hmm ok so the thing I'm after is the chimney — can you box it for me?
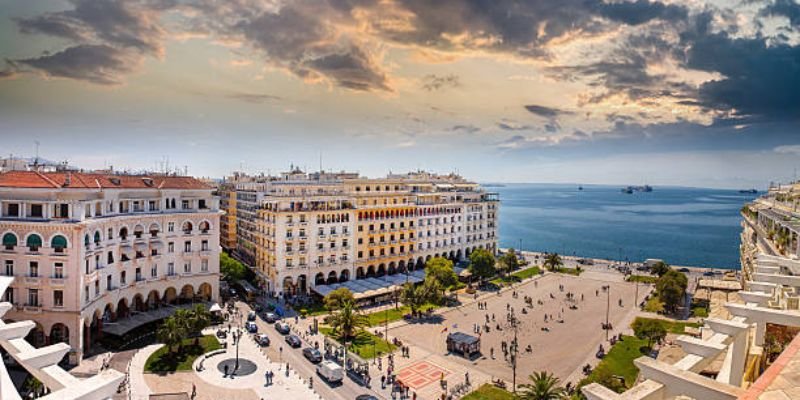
[64,172,71,187]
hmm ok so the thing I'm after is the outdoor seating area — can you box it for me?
[311,266,468,301]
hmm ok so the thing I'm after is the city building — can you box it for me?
[0,170,221,365]
[582,182,800,400]
[242,169,498,300]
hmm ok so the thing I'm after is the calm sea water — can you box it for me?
[492,184,759,270]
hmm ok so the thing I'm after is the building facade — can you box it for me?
[0,171,221,364]
[243,170,498,299]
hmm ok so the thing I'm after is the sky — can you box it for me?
[0,0,798,188]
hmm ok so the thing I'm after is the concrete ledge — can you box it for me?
[635,357,744,400]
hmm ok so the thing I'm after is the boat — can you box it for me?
[640,184,652,192]
[739,189,758,194]
[578,185,583,191]
[621,185,652,194]
[621,187,633,194]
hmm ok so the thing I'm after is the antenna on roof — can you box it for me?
[34,140,40,165]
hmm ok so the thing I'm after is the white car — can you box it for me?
[316,360,344,384]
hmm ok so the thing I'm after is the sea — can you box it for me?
[491,184,760,270]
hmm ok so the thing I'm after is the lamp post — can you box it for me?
[605,286,611,341]
[234,329,241,371]
[509,309,519,394]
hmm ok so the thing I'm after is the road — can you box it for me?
[236,300,386,400]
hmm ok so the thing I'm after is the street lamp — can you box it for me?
[234,329,241,371]
[605,287,611,341]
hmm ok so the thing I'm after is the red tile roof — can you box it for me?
[0,171,211,190]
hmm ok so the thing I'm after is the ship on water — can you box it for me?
[739,188,758,194]
[621,184,653,194]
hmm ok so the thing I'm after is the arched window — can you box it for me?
[182,221,193,234]
[51,235,68,252]
[26,234,42,251]
[84,234,90,248]
[149,223,160,238]
[199,221,210,234]
[93,231,101,244]
[2,233,17,250]
[119,227,128,240]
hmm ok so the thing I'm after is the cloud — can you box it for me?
[226,92,282,104]
[449,124,481,134]
[497,121,534,131]
[594,0,688,25]
[421,74,460,91]
[16,45,138,85]
[523,104,572,118]
[760,0,800,28]
[774,144,800,155]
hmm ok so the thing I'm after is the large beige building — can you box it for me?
[0,171,221,364]
[236,169,498,300]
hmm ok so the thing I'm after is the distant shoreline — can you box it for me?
[501,248,740,272]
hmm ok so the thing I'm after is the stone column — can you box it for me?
[754,321,766,346]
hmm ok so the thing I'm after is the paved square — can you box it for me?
[397,361,450,389]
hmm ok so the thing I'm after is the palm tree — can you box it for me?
[157,316,186,354]
[328,300,369,343]
[516,371,565,400]
[543,253,563,272]
[188,304,211,345]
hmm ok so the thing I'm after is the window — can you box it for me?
[120,271,126,285]
[4,260,12,276]
[148,200,157,211]
[4,287,13,303]
[7,203,19,217]
[198,199,207,209]
[107,228,113,240]
[201,240,208,251]
[53,290,63,307]
[201,259,209,272]
[26,234,42,252]
[53,263,63,279]
[94,280,99,295]
[55,203,69,218]
[107,251,114,264]
[168,242,174,253]
[182,200,190,209]
[85,259,90,274]
[151,264,157,277]
[28,289,39,307]
[85,285,89,301]
[29,261,38,277]
[167,262,175,276]
[30,204,43,218]
[358,251,363,259]
[168,222,175,232]
[184,241,191,252]
[343,239,348,247]
[2,233,17,250]
[330,227,336,234]
[106,275,112,290]
[286,259,293,268]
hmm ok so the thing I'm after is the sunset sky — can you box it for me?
[1,0,798,188]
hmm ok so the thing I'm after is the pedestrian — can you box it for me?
[381,375,386,389]
[191,383,196,399]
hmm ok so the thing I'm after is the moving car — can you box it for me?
[245,321,258,333]
[255,334,270,347]
[302,347,322,363]
[248,311,257,322]
[316,360,344,384]
[274,322,290,334]
[678,267,690,273]
[285,334,302,348]
[264,312,278,323]
[216,329,228,339]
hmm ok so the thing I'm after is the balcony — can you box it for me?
[84,271,98,283]
[49,277,66,287]
[23,304,42,314]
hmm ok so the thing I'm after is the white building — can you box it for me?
[0,171,221,364]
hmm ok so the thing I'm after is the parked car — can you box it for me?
[285,334,301,348]
[245,321,258,333]
[302,347,323,363]
[255,334,270,346]
[274,322,290,335]
[355,396,379,400]
[216,329,228,339]
[248,311,257,322]
[703,271,715,276]
[316,360,344,384]
[264,312,278,323]
[678,267,690,273]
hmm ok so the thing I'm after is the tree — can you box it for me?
[220,252,247,281]
[631,318,667,349]
[401,280,440,317]
[543,253,562,272]
[517,371,565,400]
[468,248,496,283]
[328,300,369,342]
[324,287,355,311]
[656,270,688,313]
[650,261,670,277]
[425,257,458,298]
[157,316,186,354]
[499,248,519,276]
[591,363,626,393]
[187,304,211,345]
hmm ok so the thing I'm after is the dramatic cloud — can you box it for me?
[16,44,138,85]
[421,74,460,91]
[449,124,480,134]
[760,0,800,28]
[594,0,688,25]
[774,144,800,155]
